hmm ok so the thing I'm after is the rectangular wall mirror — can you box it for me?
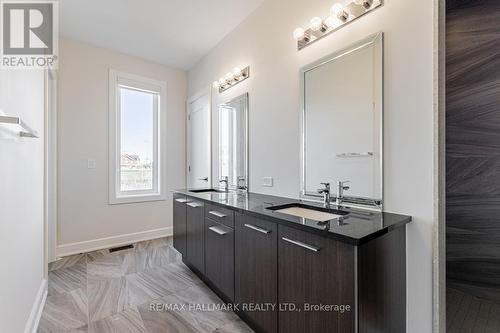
[218,93,249,191]
[301,32,383,209]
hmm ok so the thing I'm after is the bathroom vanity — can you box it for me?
[174,32,410,332]
[172,189,411,333]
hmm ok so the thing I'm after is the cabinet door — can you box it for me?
[278,225,355,333]
[173,194,187,257]
[205,218,234,301]
[186,200,205,274]
[235,214,278,333]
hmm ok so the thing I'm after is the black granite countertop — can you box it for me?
[173,189,412,246]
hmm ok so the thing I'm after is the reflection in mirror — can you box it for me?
[218,93,248,191]
[301,33,383,209]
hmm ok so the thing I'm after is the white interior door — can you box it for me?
[187,90,211,188]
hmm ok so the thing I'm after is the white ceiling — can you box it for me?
[59,0,265,70]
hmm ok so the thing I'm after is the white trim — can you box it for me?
[44,68,57,265]
[56,227,173,257]
[108,69,167,205]
[24,279,47,333]
[433,0,446,332]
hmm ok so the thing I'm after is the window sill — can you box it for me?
[109,193,166,205]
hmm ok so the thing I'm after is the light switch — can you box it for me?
[263,177,274,187]
[87,159,96,169]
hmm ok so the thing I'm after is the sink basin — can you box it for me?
[189,188,226,193]
[267,203,346,222]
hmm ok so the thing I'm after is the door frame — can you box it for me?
[44,68,57,273]
[433,0,446,332]
[186,86,212,188]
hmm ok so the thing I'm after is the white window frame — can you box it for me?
[108,69,167,204]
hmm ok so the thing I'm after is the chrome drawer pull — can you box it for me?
[209,226,228,236]
[244,223,271,234]
[186,202,203,208]
[209,211,227,218]
[175,198,188,203]
[282,237,320,252]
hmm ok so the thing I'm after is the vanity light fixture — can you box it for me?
[212,65,250,93]
[293,0,382,50]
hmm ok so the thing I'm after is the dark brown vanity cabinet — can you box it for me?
[235,214,278,333]
[172,194,187,257]
[278,225,355,333]
[173,194,408,333]
[185,200,205,275]
[205,218,235,301]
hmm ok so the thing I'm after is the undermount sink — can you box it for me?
[267,203,347,222]
[189,188,226,193]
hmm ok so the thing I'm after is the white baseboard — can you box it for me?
[25,279,47,333]
[56,227,173,258]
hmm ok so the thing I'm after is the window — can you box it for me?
[109,70,166,204]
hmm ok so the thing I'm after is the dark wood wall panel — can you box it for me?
[447,0,500,303]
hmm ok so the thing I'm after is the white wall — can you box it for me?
[0,70,46,332]
[188,0,435,331]
[57,38,187,254]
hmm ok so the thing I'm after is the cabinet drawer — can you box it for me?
[205,219,235,301]
[205,203,234,228]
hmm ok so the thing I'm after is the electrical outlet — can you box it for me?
[263,177,274,187]
[87,159,96,169]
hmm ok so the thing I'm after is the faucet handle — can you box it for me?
[318,182,330,194]
[219,176,228,183]
[237,176,247,190]
[338,180,350,190]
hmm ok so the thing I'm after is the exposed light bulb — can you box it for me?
[331,3,343,16]
[232,67,242,78]
[225,72,234,82]
[331,3,348,21]
[310,17,324,31]
[354,0,373,9]
[324,16,339,29]
[218,78,226,86]
[293,27,306,41]
[213,81,220,88]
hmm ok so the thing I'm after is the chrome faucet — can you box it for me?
[237,176,247,191]
[336,180,350,206]
[219,176,229,192]
[317,182,331,206]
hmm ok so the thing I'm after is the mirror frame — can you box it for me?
[217,92,249,192]
[299,32,384,210]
